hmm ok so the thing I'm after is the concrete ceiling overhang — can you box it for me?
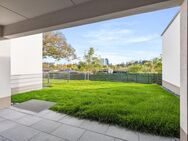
[0,0,183,39]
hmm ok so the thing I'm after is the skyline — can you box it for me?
[47,7,179,65]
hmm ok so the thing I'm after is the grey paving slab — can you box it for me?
[17,115,42,126]
[31,119,61,133]
[10,106,36,115]
[0,136,4,141]
[0,120,19,133]
[0,107,179,141]
[80,120,109,134]
[14,99,55,113]
[0,108,26,120]
[114,139,125,141]
[52,124,85,141]
[2,139,11,141]
[139,133,176,141]
[0,135,11,141]
[78,131,114,141]
[37,109,51,116]
[29,132,66,141]
[59,115,84,126]
[0,117,5,122]
[38,110,65,121]
[106,126,139,141]
[0,125,40,141]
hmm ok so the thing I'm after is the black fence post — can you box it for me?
[127,74,129,82]
[47,72,50,84]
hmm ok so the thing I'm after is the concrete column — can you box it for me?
[0,26,3,38]
[180,0,188,141]
[0,40,11,109]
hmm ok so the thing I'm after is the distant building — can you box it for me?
[100,58,109,66]
[98,69,113,74]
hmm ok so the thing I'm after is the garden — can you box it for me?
[11,80,180,137]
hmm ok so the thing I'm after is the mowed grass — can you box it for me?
[11,80,180,137]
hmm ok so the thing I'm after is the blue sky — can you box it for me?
[57,7,179,64]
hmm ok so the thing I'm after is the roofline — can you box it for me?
[2,0,183,39]
[161,11,180,36]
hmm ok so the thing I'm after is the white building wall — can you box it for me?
[0,40,11,107]
[10,34,43,94]
[162,13,180,95]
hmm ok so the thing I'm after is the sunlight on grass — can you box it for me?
[11,80,180,137]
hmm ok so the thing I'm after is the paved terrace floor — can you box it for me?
[0,107,179,141]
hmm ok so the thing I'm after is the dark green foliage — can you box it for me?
[43,73,162,84]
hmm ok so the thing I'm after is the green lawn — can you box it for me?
[11,80,180,137]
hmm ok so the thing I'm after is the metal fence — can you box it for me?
[43,72,162,85]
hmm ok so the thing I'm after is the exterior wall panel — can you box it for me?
[180,0,188,140]
[162,13,180,95]
[0,40,11,108]
[10,34,43,94]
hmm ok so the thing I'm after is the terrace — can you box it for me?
[0,0,187,141]
[0,107,177,141]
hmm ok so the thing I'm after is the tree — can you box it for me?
[124,56,162,73]
[127,64,142,73]
[153,57,162,73]
[91,57,102,73]
[43,31,76,61]
[43,62,56,71]
[79,47,101,73]
[143,61,153,72]
[84,47,94,66]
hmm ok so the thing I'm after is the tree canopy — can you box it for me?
[43,31,76,61]
[126,57,162,73]
[78,47,102,73]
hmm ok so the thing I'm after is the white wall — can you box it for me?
[180,0,188,137]
[11,34,42,75]
[10,34,43,94]
[0,40,11,98]
[162,13,180,90]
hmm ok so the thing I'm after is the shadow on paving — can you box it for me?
[13,99,55,113]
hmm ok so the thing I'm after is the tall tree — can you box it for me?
[43,31,76,61]
[79,47,101,73]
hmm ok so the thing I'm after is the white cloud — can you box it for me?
[62,19,161,64]
[84,29,131,39]
[98,20,139,29]
[122,34,159,44]
[83,27,159,47]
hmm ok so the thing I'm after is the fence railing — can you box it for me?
[43,72,162,85]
